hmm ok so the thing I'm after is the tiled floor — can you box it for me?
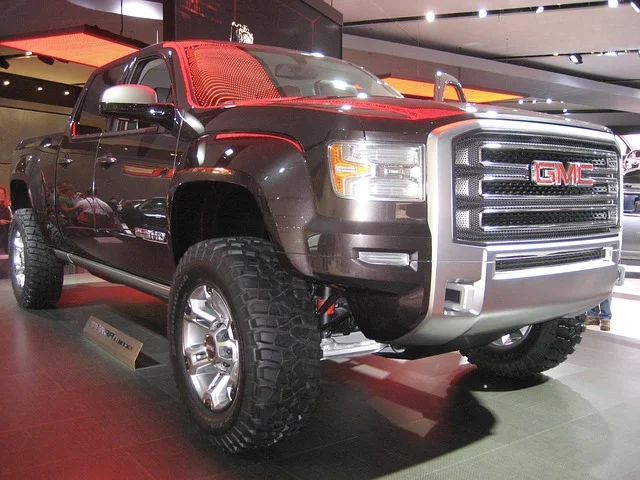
[0,272,638,480]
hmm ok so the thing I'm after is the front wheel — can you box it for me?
[168,238,321,453]
[461,316,585,378]
[8,209,64,309]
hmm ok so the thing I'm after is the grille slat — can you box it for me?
[495,248,606,271]
[453,133,620,244]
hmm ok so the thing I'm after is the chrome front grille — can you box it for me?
[453,133,620,244]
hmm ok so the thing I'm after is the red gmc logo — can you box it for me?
[531,160,594,186]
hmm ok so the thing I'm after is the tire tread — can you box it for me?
[9,209,64,309]
[169,237,320,453]
[461,316,585,378]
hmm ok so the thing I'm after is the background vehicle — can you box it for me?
[8,41,623,452]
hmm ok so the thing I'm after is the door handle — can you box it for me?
[58,155,73,167]
[97,155,117,168]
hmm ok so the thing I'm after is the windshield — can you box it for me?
[182,43,402,108]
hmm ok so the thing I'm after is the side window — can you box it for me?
[623,169,640,187]
[75,64,126,136]
[115,57,174,131]
[135,57,174,103]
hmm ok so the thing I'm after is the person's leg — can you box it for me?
[0,225,7,253]
[599,297,612,331]
[585,304,601,325]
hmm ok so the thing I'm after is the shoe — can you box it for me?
[600,320,611,332]
[584,316,600,326]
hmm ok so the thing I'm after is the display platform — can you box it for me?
[0,273,639,479]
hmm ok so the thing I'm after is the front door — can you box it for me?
[55,62,126,259]
[92,55,180,283]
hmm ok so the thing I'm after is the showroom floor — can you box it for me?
[0,269,639,480]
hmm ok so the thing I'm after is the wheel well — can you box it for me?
[10,180,31,210]
[171,182,270,264]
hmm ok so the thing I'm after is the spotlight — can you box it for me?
[536,6,544,13]
[479,9,488,18]
[38,55,55,65]
[632,1,640,13]
[608,0,618,7]
[425,11,436,22]
[0,57,8,69]
[569,54,583,64]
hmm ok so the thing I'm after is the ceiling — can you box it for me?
[327,0,640,85]
[324,0,640,128]
[0,0,639,129]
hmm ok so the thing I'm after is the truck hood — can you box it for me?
[227,96,611,134]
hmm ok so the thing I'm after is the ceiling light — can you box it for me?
[380,75,523,103]
[631,1,640,13]
[478,9,488,18]
[37,85,43,91]
[536,6,544,13]
[2,79,9,86]
[0,25,145,68]
[25,51,32,56]
[0,57,8,69]
[608,0,618,7]
[425,11,436,22]
[569,54,583,64]
[64,90,70,95]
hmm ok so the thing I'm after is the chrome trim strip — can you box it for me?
[479,142,618,157]
[55,250,171,299]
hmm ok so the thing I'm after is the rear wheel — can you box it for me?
[8,209,64,309]
[461,317,585,378]
[168,237,321,453]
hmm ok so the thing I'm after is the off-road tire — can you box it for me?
[168,237,321,453]
[8,208,64,309]
[461,316,585,378]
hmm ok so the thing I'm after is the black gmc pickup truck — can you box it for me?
[9,40,623,452]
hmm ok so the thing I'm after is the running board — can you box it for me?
[321,331,388,360]
[54,250,171,300]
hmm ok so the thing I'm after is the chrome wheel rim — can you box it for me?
[182,284,240,412]
[491,325,533,348]
[11,230,26,289]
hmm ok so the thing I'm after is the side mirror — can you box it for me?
[99,84,175,130]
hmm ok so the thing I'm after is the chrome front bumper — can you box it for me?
[395,118,622,346]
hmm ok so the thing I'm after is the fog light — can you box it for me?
[358,251,410,267]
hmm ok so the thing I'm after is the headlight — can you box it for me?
[328,141,425,201]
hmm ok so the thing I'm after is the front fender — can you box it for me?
[171,134,323,276]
